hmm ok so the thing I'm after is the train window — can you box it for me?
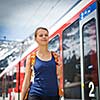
[82,18,99,99]
[48,35,60,54]
[62,19,81,99]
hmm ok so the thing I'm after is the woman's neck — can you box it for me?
[38,46,49,54]
[37,46,51,61]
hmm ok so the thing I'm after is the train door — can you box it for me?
[80,1,99,100]
[62,19,81,99]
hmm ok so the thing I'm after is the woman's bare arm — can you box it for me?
[20,55,32,100]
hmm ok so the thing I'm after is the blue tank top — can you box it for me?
[29,55,59,96]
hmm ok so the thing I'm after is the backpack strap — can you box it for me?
[30,52,36,67]
[30,52,36,78]
[51,51,59,65]
[31,51,59,65]
[51,51,60,77]
[24,52,36,100]
[51,51,63,96]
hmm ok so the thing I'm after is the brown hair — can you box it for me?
[34,27,49,38]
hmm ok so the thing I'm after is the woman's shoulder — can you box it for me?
[26,52,36,64]
[30,51,36,65]
[51,51,59,58]
[51,51,60,64]
[30,52,36,57]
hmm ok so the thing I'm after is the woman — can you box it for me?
[21,27,62,100]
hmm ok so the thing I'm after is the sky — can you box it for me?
[0,0,80,42]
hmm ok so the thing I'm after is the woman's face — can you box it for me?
[35,29,49,46]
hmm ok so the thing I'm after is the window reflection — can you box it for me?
[82,18,99,99]
[48,35,60,54]
[62,19,81,99]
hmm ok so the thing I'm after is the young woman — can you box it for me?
[21,27,62,100]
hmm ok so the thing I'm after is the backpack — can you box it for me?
[30,51,59,67]
[30,51,60,77]
[24,51,62,100]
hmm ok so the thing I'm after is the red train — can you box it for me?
[0,0,99,100]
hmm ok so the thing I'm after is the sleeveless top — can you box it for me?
[28,54,59,96]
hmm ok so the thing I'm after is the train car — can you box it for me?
[51,0,100,99]
[0,0,99,100]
